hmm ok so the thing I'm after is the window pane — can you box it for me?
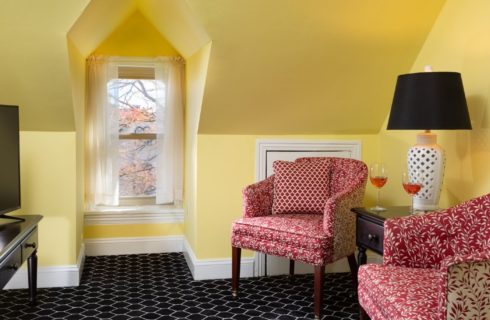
[108,79,164,134]
[119,139,158,197]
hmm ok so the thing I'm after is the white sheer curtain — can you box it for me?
[155,57,184,204]
[86,56,184,209]
[86,56,120,208]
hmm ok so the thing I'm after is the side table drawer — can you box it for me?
[357,218,384,254]
[22,228,38,260]
[0,246,22,288]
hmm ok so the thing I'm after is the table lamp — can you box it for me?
[387,67,472,210]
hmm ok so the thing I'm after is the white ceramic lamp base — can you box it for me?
[408,132,445,211]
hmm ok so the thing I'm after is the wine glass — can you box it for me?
[369,163,388,211]
[402,170,424,214]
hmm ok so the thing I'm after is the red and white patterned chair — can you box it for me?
[358,193,490,320]
[231,157,368,319]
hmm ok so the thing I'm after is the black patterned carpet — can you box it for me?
[0,253,359,319]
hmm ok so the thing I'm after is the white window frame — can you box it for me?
[114,69,159,206]
[85,56,184,224]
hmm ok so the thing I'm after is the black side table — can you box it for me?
[351,207,410,265]
[0,215,42,303]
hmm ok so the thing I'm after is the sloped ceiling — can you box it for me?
[189,0,446,134]
[0,0,208,131]
[0,0,444,134]
[67,0,137,57]
[0,0,90,131]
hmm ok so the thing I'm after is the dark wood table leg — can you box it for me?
[27,250,38,304]
[358,246,367,266]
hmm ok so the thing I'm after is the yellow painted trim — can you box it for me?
[84,223,184,239]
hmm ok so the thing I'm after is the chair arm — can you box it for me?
[324,182,366,261]
[385,193,490,270]
[438,250,490,320]
[383,211,452,269]
[440,250,490,270]
[242,176,274,218]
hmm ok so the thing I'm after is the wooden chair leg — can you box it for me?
[231,246,241,298]
[314,265,325,320]
[359,305,370,320]
[349,254,370,320]
[347,253,358,290]
[289,259,295,281]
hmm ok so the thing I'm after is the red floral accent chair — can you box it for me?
[358,193,490,320]
[231,157,368,319]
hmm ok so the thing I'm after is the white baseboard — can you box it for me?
[4,265,81,289]
[183,239,254,280]
[4,244,86,289]
[7,238,376,289]
[85,235,184,256]
[5,264,82,289]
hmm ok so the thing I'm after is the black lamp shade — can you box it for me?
[387,72,472,130]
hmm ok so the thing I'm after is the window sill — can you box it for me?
[84,204,184,225]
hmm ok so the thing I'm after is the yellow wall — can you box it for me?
[380,0,490,208]
[93,10,180,56]
[193,134,379,259]
[84,223,183,238]
[17,132,77,266]
[67,39,86,260]
[184,43,212,250]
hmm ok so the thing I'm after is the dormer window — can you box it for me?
[85,56,184,209]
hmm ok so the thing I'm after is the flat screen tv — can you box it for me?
[0,105,22,220]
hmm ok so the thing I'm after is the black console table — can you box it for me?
[0,215,42,303]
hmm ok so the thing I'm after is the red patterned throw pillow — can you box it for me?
[272,159,331,214]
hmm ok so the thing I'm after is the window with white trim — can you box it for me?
[85,56,184,210]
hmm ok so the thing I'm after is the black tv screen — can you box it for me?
[0,105,20,215]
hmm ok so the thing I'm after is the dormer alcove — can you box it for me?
[66,0,211,260]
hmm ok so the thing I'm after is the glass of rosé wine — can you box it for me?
[369,163,388,211]
[402,170,424,214]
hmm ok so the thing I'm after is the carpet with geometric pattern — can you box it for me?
[0,253,358,319]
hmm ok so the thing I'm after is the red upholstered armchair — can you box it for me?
[231,157,368,319]
[358,193,490,320]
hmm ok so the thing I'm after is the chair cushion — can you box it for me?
[231,214,333,265]
[358,264,441,320]
[272,159,331,215]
